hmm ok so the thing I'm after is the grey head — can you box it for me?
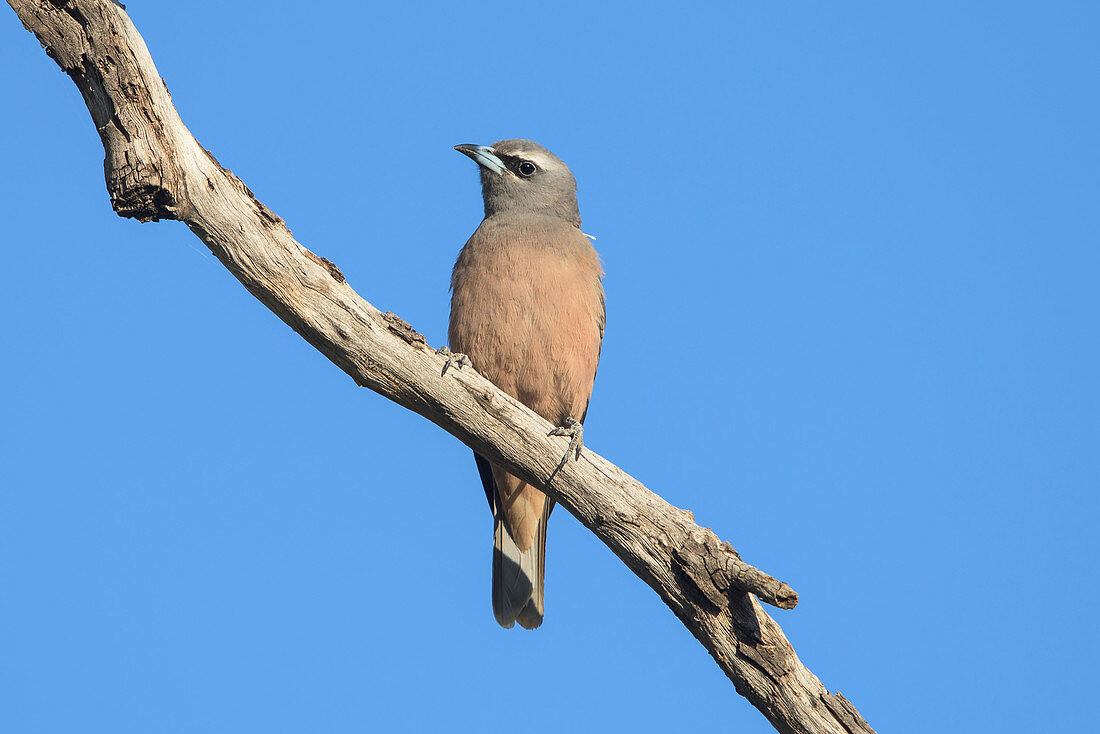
[454,139,581,227]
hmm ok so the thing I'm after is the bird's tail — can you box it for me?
[493,500,549,630]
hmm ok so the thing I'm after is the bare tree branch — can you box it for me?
[5,2,876,732]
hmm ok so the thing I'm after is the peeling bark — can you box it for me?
[5,2,876,732]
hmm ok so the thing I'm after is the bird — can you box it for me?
[447,139,605,629]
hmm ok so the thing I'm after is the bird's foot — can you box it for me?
[548,416,584,474]
[436,347,470,377]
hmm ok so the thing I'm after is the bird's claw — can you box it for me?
[548,417,584,474]
[436,347,470,377]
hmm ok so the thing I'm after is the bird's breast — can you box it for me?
[448,218,604,423]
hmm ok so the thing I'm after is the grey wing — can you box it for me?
[473,452,496,511]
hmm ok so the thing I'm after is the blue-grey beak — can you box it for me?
[454,144,506,175]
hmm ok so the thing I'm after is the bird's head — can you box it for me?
[454,139,581,227]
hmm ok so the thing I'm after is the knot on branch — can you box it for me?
[673,530,799,611]
[109,179,180,222]
[382,312,426,346]
[673,531,735,611]
[318,257,345,283]
[304,250,345,283]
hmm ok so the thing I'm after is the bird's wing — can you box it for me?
[473,452,496,512]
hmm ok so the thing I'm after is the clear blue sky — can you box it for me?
[2,2,1097,732]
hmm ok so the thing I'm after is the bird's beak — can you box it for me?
[454,144,506,175]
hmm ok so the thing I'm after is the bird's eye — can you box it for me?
[517,161,537,177]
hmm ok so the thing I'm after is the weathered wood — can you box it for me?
[5,2,876,732]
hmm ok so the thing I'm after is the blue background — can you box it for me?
[2,2,1097,732]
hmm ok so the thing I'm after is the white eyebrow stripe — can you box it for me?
[506,151,556,168]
